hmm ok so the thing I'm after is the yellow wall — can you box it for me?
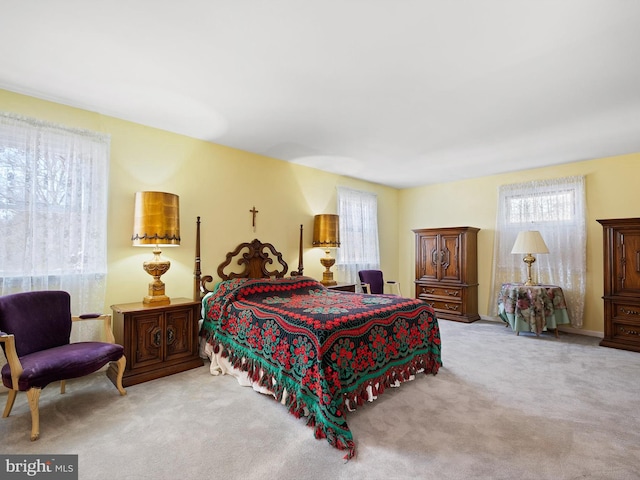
[3,88,639,335]
[0,89,399,311]
[399,155,640,334]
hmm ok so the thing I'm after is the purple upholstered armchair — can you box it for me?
[358,270,402,296]
[0,291,126,441]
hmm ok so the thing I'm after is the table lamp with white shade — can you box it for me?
[511,230,549,286]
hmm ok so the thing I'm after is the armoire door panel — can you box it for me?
[614,229,640,294]
[132,313,163,368]
[440,233,461,282]
[417,234,439,281]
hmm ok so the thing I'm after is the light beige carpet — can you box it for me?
[1,319,639,479]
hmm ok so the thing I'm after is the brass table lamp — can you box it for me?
[511,230,549,286]
[312,214,340,286]
[132,191,180,304]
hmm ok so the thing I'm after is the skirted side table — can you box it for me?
[497,283,571,336]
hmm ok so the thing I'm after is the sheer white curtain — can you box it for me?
[0,112,110,314]
[489,176,586,327]
[336,186,380,288]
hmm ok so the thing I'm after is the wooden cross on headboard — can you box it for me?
[250,206,259,232]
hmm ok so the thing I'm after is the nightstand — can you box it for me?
[107,298,204,387]
[326,282,356,292]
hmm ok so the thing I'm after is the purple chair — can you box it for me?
[358,270,402,296]
[0,291,126,441]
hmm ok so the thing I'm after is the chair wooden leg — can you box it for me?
[60,380,66,394]
[3,389,18,418]
[26,388,41,441]
[114,355,127,396]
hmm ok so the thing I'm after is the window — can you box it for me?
[489,176,586,327]
[0,113,110,314]
[507,190,577,224]
[335,186,380,288]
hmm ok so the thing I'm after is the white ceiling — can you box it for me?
[1,1,639,188]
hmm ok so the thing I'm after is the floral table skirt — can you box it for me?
[497,283,571,335]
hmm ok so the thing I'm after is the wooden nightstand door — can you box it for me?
[131,311,164,369]
[165,307,195,361]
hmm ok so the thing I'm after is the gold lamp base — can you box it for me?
[142,247,171,304]
[522,253,536,286]
[320,250,337,286]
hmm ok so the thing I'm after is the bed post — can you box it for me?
[194,216,201,301]
[291,224,304,277]
[298,223,304,276]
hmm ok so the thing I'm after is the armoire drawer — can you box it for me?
[421,299,463,316]
[612,302,640,322]
[611,321,640,342]
[416,284,462,300]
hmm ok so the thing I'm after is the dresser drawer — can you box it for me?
[416,284,462,299]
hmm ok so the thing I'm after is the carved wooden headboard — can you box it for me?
[217,238,289,280]
[194,217,304,299]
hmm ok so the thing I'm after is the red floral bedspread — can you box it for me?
[200,276,442,459]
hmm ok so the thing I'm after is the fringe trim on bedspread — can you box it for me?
[206,337,440,460]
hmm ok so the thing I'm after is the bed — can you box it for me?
[195,220,442,459]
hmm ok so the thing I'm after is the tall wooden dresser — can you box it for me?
[598,218,640,352]
[413,226,480,323]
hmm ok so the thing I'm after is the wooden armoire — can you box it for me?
[413,226,480,323]
[597,218,640,353]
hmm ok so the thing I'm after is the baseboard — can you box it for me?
[481,315,604,338]
[557,326,604,338]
